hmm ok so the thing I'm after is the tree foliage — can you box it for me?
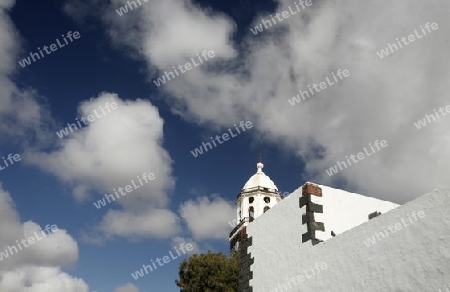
[175,251,239,292]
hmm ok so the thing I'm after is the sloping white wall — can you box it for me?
[311,183,399,241]
[247,187,450,292]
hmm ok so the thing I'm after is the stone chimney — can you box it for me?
[300,182,324,245]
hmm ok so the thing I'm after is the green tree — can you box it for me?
[175,251,239,292]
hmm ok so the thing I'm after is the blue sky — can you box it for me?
[1,0,449,291]
[1,1,303,291]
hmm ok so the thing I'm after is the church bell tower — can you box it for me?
[229,162,282,255]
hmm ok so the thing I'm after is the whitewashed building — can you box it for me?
[229,162,282,257]
[229,163,450,291]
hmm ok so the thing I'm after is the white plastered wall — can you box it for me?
[247,186,450,292]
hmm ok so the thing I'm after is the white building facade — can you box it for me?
[229,163,450,291]
[245,187,450,292]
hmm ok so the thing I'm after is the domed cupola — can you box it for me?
[236,162,282,224]
[242,162,278,192]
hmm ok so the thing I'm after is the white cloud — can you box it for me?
[0,185,88,292]
[170,236,199,254]
[179,195,235,240]
[25,93,181,241]
[17,221,79,268]
[84,0,450,203]
[0,266,89,292]
[96,209,180,240]
[107,0,236,66]
[114,283,140,292]
[27,93,173,207]
[0,0,15,10]
[0,186,79,270]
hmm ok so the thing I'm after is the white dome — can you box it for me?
[242,163,278,191]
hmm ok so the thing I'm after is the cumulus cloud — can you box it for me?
[0,186,79,270]
[170,236,199,254]
[114,283,140,292]
[72,0,450,203]
[113,0,235,65]
[0,185,88,292]
[0,266,89,292]
[96,209,180,240]
[179,195,235,240]
[16,221,79,268]
[25,93,180,241]
[26,93,173,206]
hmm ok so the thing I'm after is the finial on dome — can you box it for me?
[257,154,264,173]
[257,162,264,173]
